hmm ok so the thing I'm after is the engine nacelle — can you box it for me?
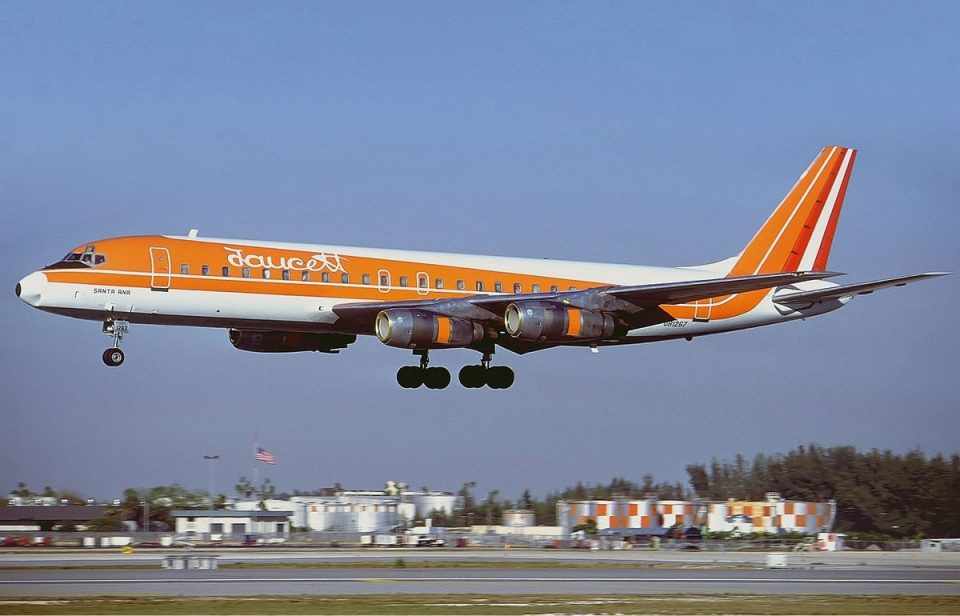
[504,302,615,341]
[229,329,356,353]
[375,309,484,349]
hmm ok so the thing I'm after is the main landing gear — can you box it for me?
[101,318,128,367]
[458,350,514,389]
[397,350,452,389]
[395,349,515,389]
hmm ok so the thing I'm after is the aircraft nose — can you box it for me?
[16,271,46,307]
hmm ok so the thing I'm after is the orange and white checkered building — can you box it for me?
[558,498,664,533]
[558,495,835,536]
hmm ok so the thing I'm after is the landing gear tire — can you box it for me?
[424,367,451,390]
[102,347,125,367]
[458,365,485,388]
[486,366,515,389]
[397,366,423,388]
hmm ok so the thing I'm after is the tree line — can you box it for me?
[10,444,958,537]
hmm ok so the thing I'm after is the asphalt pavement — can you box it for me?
[1,566,958,596]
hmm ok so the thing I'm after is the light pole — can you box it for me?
[203,455,220,509]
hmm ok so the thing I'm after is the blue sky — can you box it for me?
[2,2,957,501]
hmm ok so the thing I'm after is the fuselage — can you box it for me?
[16,233,839,344]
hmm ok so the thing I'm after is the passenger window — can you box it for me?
[281,269,290,281]
[513,283,522,294]
[418,274,428,288]
[362,273,371,285]
[494,281,503,293]
[476,281,484,292]
[569,286,577,291]
[550,285,558,293]
[435,278,444,289]
[94,255,106,265]
[399,276,408,287]
[456,279,465,290]
[532,283,541,293]
[321,272,329,283]
[302,271,311,282]
[180,264,189,275]
[201,265,209,276]
[242,267,251,278]
[380,273,389,286]
[262,269,271,279]
[341,273,349,284]
[222,266,230,277]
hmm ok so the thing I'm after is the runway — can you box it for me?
[1,566,957,596]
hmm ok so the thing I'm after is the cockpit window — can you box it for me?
[60,245,105,267]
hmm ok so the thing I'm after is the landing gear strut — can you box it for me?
[102,318,128,367]
[396,350,451,389]
[458,349,515,389]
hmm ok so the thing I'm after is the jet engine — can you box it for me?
[229,329,356,353]
[504,301,615,341]
[375,309,484,349]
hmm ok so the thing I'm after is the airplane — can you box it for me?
[16,145,946,389]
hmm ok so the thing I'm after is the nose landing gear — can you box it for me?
[101,318,128,367]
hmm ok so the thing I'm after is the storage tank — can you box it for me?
[502,509,535,527]
[410,493,457,518]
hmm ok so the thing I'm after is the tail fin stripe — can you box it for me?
[811,148,856,271]
[784,149,847,271]
[753,146,839,275]
[729,147,832,277]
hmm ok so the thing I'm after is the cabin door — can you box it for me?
[149,247,171,290]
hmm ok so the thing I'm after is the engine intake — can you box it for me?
[229,330,356,353]
[375,309,484,349]
[504,302,615,341]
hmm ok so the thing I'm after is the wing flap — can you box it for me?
[773,272,949,306]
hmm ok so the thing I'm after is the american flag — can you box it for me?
[255,447,276,464]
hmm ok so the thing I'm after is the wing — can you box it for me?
[773,272,948,307]
[333,270,837,333]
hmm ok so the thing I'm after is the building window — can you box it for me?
[281,269,290,281]
[262,269,271,279]
[201,265,209,276]
[513,282,522,294]
[476,280,484,292]
[180,264,189,275]
[435,278,444,289]
[399,275,408,287]
[550,285,558,293]
[456,279,465,290]
[222,266,230,277]
[341,273,349,284]
[301,271,310,282]
[242,267,251,278]
[494,281,503,293]
[362,273,371,285]
[532,283,541,293]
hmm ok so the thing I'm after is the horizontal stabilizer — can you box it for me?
[773,272,949,307]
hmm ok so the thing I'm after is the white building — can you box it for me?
[173,510,292,538]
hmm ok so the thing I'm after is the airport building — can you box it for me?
[558,494,836,536]
[173,510,293,538]
[228,484,458,533]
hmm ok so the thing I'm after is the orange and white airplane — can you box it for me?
[16,146,946,389]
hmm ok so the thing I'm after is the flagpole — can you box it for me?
[252,437,260,502]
